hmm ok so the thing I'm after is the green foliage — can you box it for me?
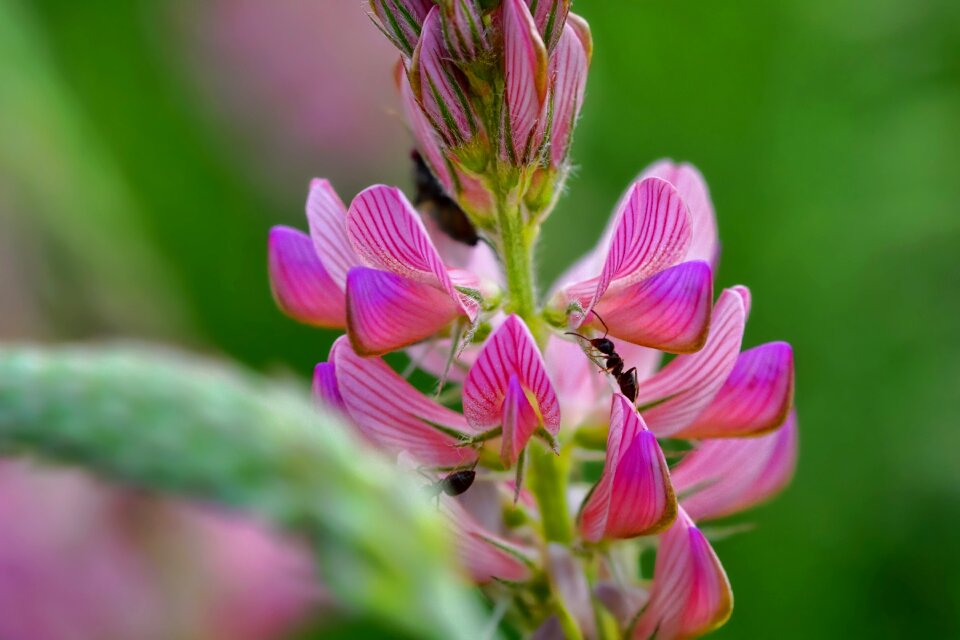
[0,344,488,640]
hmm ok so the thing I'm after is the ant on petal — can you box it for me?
[421,460,479,507]
[566,311,639,403]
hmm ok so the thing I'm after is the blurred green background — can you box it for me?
[1,0,958,638]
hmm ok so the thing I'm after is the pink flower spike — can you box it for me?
[672,411,798,521]
[346,266,462,355]
[502,0,548,162]
[684,341,796,438]
[332,337,479,468]
[462,315,561,466]
[640,160,719,267]
[312,361,345,414]
[592,260,714,354]
[546,21,590,167]
[410,8,478,146]
[565,177,693,323]
[438,0,488,62]
[268,226,346,328]
[631,508,733,640]
[634,287,747,438]
[306,178,358,291]
[578,394,677,542]
[369,0,434,57]
[527,0,571,51]
[399,68,456,195]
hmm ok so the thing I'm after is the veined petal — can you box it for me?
[673,411,798,521]
[399,67,455,196]
[312,361,345,413]
[544,335,608,428]
[547,22,590,167]
[345,267,461,356]
[578,394,676,542]
[347,184,477,319]
[634,288,747,438]
[306,179,357,290]
[502,0,548,162]
[683,342,795,438]
[527,0,570,51]
[462,315,561,462]
[501,374,542,465]
[640,160,719,267]
[268,226,346,328]
[369,0,434,56]
[410,7,477,145]
[630,508,733,640]
[332,336,478,468]
[442,497,534,583]
[565,178,692,320]
[592,261,713,353]
[438,0,488,62]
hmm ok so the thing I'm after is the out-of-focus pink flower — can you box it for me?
[672,411,799,521]
[630,508,733,640]
[442,496,535,583]
[462,315,561,465]
[578,394,676,542]
[0,461,316,640]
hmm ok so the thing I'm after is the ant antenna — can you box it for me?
[590,310,610,338]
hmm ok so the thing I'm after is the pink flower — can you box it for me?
[463,315,561,465]
[369,0,435,57]
[671,411,799,521]
[437,0,490,63]
[630,508,734,640]
[578,394,676,542]
[442,496,535,583]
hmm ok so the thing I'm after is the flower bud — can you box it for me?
[501,0,548,164]
[527,0,570,51]
[437,0,490,63]
[410,7,482,147]
[369,0,434,57]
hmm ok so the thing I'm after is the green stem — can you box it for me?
[527,441,573,543]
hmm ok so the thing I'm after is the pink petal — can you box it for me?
[673,411,798,521]
[438,0,488,61]
[546,22,590,167]
[502,0,548,162]
[634,287,747,437]
[683,341,795,438]
[640,160,719,267]
[543,335,609,428]
[527,0,570,51]
[462,315,561,464]
[369,0,434,56]
[345,266,461,356]
[305,178,357,290]
[631,508,733,640]
[442,497,534,583]
[592,260,713,353]
[346,184,477,319]
[565,178,692,321]
[547,543,596,638]
[501,374,542,465]
[332,336,478,468]
[410,7,477,145]
[578,394,676,542]
[267,226,346,328]
[312,361,345,413]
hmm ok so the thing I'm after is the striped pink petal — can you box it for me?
[332,336,478,468]
[345,266,461,356]
[346,184,477,318]
[438,0,488,61]
[683,341,795,438]
[592,260,713,353]
[410,7,478,145]
[634,288,747,437]
[399,68,455,195]
[502,0,548,162]
[527,0,570,51]
[578,394,676,542]
[267,226,345,328]
[369,0,434,56]
[305,178,357,290]
[640,160,719,267]
[631,508,733,640]
[543,335,609,428]
[565,178,692,321]
[442,497,534,583]
[312,361,345,413]
[672,411,798,521]
[462,315,561,465]
[546,21,590,167]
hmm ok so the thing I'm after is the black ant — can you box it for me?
[566,311,639,403]
[411,150,479,246]
[422,461,478,506]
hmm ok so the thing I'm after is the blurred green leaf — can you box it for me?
[0,343,490,640]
